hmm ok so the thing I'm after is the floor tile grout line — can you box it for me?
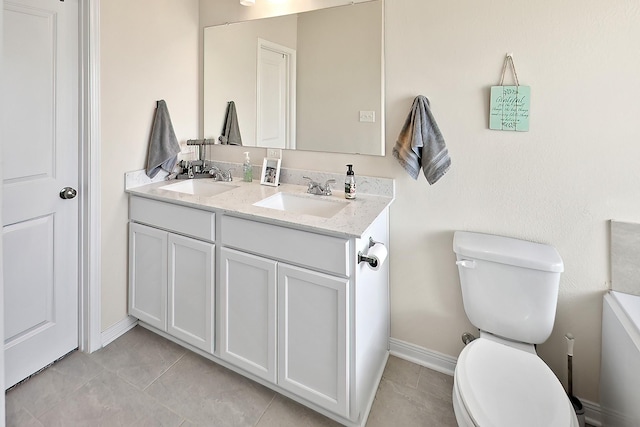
[17,404,42,426]
[64,353,108,395]
[136,351,192,424]
[142,381,188,426]
[253,393,277,426]
[8,351,107,422]
[143,351,188,392]
[415,366,426,390]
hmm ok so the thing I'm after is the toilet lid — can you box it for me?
[455,338,575,427]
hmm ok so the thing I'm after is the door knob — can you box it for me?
[59,187,77,200]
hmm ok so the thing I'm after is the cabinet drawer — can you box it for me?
[130,196,215,242]
[220,215,350,276]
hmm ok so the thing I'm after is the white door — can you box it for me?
[168,233,214,353]
[277,263,349,417]
[219,247,277,382]
[2,0,79,388]
[256,39,296,149]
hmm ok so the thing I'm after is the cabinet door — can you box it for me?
[278,264,349,417]
[219,248,277,382]
[167,233,214,353]
[129,223,167,331]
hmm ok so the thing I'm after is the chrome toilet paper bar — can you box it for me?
[358,237,386,268]
[358,252,379,268]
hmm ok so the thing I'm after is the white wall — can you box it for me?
[382,0,640,403]
[100,0,199,329]
[99,0,640,405]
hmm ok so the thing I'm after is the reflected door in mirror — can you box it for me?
[257,39,296,149]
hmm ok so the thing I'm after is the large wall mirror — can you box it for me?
[203,0,384,156]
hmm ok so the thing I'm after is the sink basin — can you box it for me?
[253,192,348,218]
[160,180,238,197]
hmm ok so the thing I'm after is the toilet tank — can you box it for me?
[453,231,564,344]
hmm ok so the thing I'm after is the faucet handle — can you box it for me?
[209,166,222,180]
[223,168,235,182]
[303,176,321,194]
[303,176,318,186]
[323,179,336,195]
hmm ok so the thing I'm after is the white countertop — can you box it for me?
[126,179,394,238]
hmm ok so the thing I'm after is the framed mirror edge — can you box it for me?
[201,0,385,157]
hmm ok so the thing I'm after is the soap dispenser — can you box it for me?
[345,164,356,199]
[243,151,252,182]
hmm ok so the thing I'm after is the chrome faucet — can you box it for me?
[303,176,335,196]
[209,166,234,182]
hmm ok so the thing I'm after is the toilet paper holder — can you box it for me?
[358,237,383,268]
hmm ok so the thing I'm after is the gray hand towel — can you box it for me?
[393,95,451,184]
[146,100,181,178]
[218,101,243,146]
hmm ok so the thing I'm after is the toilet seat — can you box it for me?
[454,338,578,427]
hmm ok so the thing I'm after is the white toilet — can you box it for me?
[452,231,579,427]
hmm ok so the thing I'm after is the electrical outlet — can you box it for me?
[267,148,282,159]
[359,110,375,123]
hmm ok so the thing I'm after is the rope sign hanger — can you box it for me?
[489,53,530,132]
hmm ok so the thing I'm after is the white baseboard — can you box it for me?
[101,315,138,348]
[389,337,602,426]
[389,337,457,376]
[582,398,602,427]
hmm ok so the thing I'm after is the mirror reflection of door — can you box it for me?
[256,39,296,150]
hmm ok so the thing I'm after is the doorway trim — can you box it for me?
[256,38,296,150]
[78,0,101,353]
[1,0,5,414]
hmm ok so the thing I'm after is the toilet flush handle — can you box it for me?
[455,260,476,269]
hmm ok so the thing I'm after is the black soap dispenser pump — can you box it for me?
[345,164,356,199]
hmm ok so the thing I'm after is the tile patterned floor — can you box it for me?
[6,326,457,426]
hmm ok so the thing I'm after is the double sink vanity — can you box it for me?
[125,167,393,426]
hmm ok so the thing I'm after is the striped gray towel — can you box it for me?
[393,95,451,184]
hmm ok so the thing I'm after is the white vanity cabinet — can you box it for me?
[129,222,167,331]
[219,246,349,415]
[126,183,391,426]
[219,212,389,422]
[219,247,277,383]
[129,197,215,353]
[277,263,349,416]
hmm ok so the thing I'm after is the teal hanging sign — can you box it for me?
[489,54,530,132]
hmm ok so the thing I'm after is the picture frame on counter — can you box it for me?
[260,157,281,187]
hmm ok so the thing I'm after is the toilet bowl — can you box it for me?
[452,336,579,427]
[452,231,578,427]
